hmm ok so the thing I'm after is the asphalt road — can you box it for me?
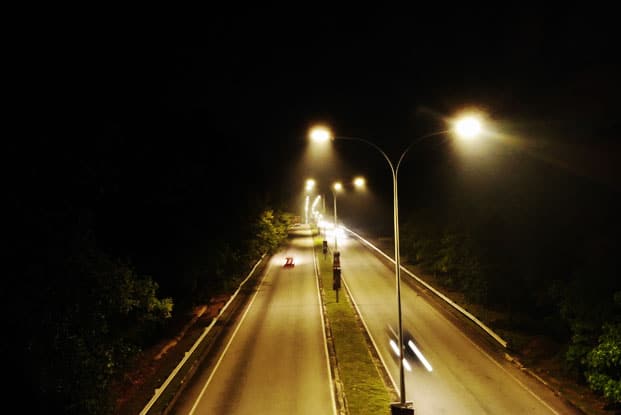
[337,230,584,415]
[167,224,584,414]
[169,229,336,415]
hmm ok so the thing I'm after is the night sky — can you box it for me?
[11,9,620,280]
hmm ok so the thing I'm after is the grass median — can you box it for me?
[314,235,396,415]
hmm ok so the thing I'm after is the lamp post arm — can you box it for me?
[395,130,447,175]
[336,136,396,176]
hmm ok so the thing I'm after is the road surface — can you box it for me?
[337,230,583,415]
[170,228,336,414]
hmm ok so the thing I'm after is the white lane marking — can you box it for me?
[188,261,274,414]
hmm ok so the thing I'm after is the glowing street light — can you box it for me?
[353,176,366,189]
[311,194,321,216]
[453,115,482,139]
[304,178,317,224]
[309,112,485,415]
[332,181,342,251]
[309,126,331,143]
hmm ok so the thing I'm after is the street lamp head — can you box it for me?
[353,176,366,189]
[453,114,484,140]
[309,125,333,143]
[333,181,343,192]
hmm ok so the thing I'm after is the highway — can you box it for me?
[169,228,336,415]
[167,223,584,414]
[337,229,583,415]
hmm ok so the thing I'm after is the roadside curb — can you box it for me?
[313,243,348,415]
[503,353,589,415]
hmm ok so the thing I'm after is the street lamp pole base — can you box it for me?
[390,402,414,415]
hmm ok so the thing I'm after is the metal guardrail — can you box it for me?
[139,253,267,415]
[344,226,508,348]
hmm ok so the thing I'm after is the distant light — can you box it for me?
[353,176,366,188]
[454,115,482,139]
[309,126,332,143]
[305,178,316,191]
[333,182,343,192]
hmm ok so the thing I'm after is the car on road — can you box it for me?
[284,257,295,268]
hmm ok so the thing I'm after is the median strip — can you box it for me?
[314,235,396,415]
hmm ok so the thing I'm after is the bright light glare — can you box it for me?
[309,126,332,143]
[319,220,332,229]
[305,178,316,191]
[408,340,433,372]
[325,226,346,246]
[389,339,412,371]
[353,176,366,188]
[333,182,343,192]
[322,225,346,245]
[390,339,400,356]
[454,116,482,139]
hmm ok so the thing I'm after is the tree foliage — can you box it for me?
[402,213,488,304]
[400,195,621,404]
[8,203,173,415]
[397,129,619,329]
[585,321,621,402]
[249,208,289,257]
[9,197,293,414]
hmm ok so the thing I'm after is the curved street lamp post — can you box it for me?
[332,181,342,252]
[310,114,483,415]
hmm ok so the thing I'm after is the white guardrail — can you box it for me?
[139,253,266,415]
[344,226,508,349]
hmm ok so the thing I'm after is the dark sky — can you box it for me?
[13,9,620,238]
